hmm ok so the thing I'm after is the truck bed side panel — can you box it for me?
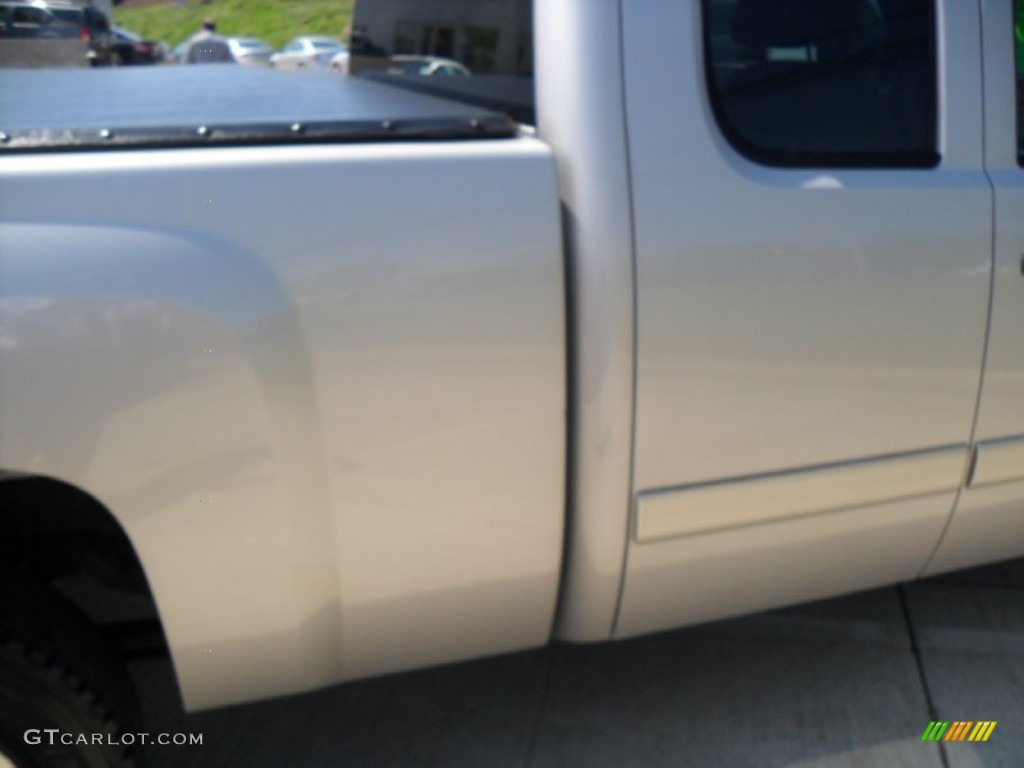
[0,138,566,710]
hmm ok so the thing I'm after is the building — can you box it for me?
[88,0,113,17]
[352,0,532,75]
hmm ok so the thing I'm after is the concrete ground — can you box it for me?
[129,558,1023,768]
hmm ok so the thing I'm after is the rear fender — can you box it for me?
[0,223,341,708]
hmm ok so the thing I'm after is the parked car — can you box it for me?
[328,47,349,72]
[388,54,471,76]
[0,0,76,39]
[270,35,346,69]
[332,30,389,74]
[167,38,188,64]
[170,37,213,65]
[111,25,160,65]
[37,0,114,65]
[226,36,271,67]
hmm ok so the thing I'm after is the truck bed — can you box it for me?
[0,65,517,152]
[0,83,564,708]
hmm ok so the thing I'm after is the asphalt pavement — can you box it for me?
[129,558,1023,768]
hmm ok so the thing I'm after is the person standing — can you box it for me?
[183,17,234,64]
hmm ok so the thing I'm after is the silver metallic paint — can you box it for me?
[636,446,970,543]
[0,139,566,709]
[617,491,959,639]
[926,480,1024,574]
[973,0,1023,447]
[971,437,1024,487]
[925,0,1024,574]
[617,0,994,631]
[535,0,638,642]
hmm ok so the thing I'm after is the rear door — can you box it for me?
[925,0,1024,574]
[616,0,992,636]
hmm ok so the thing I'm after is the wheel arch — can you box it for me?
[0,222,343,710]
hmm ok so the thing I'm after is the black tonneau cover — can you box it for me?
[363,74,536,126]
[0,66,518,152]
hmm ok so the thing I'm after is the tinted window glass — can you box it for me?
[48,8,79,24]
[14,7,44,22]
[704,0,937,167]
[84,9,109,31]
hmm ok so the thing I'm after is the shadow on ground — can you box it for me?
[131,559,1023,768]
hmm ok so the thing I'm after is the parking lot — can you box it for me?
[129,558,1023,768]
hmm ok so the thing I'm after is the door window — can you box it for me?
[703,0,937,167]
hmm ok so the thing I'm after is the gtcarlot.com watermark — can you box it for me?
[24,729,203,747]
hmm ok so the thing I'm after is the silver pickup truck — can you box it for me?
[2,0,1023,765]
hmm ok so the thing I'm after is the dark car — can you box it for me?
[111,25,160,65]
[0,1,77,40]
[39,0,114,65]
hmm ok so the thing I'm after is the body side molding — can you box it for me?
[970,436,1024,487]
[636,446,970,543]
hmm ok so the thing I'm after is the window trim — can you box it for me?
[700,0,941,169]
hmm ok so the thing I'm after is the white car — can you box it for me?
[270,36,346,70]
[328,48,350,73]
[388,55,471,76]
[226,36,272,67]
[169,38,189,64]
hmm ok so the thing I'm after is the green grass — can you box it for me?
[113,0,354,51]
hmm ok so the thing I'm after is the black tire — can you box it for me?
[0,579,141,768]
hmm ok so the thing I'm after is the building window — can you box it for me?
[463,26,499,73]
[394,21,418,54]
[433,27,456,59]
[394,21,454,58]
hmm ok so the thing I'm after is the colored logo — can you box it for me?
[921,721,997,742]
